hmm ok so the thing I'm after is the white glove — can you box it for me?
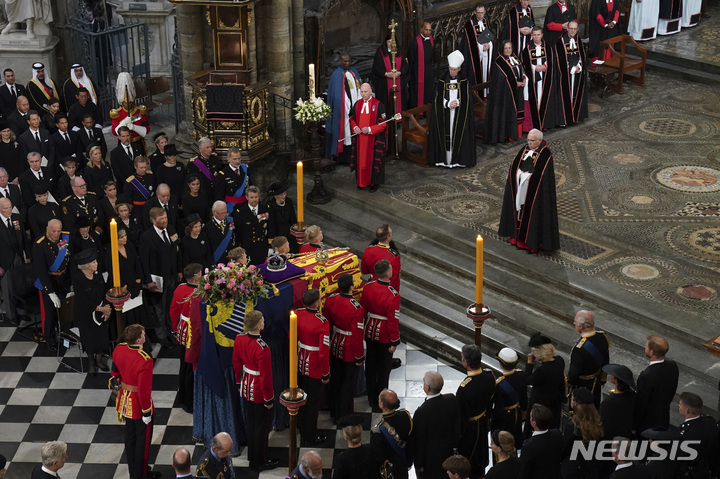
[142,415,152,425]
[126,121,135,131]
[48,293,61,309]
[133,125,147,137]
[66,291,75,298]
[119,116,132,128]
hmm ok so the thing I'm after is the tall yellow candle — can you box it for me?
[297,161,304,224]
[475,235,483,305]
[289,310,298,388]
[110,219,121,288]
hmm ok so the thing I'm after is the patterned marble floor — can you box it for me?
[0,319,466,478]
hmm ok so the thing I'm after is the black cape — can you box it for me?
[461,17,495,87]
[498,140,560,251]
[521,40,563,130]
[428,73,476,167]
[555,33,588,126]
[501,3,536,56]
[589,0,622,56]
[485,55,526,144]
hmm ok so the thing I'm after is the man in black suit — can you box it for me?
[6,95,31,136]
[19,152,56,207]
[412,371,462,479]
[633,334,679,433]
[172,447,193,478]
[19,110,55,175]
[520,404,563,479]
[77,113,107,162]
[232,185,270,265]
[0,197,27,322]
[568,310,610,407]
[31,440,68,479]
[142,183,178,231]
[50,115,82,166]
[288,450,323,479]
[204,200,236,265]
[111,126,142,183]
[139,207,180,348]
[67,87,99,129]
[676,392,719,479]
[608,437,651,479]
[0,167,25,221]
[0,68,27,119]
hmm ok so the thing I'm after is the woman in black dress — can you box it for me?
[98,180,129,234]
[181,214,213,269]
[526,333,566,432]
[331,419,380,479]
[267,181,299,253]
[155,143,186,200]
[104,228,149,334]
[181,175,211,223]
[116,202,143,250]
[561,388,605,479]
[84,144,114,197]
[0,122,25,181]
[486,430,523,479]
[148,131,168,173]
[72,248,112,375]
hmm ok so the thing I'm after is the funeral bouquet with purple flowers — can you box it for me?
[194,262,271,305]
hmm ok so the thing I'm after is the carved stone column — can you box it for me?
[265,0,294,142]
[292,0,305,101]
[177,4,205,137]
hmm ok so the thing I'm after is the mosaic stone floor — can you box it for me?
[379,69,720,326]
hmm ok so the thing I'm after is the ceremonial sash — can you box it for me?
[127,176,151,200]
[34,233,70,290]
[30,79,55,99]
[225,164,248,214]
[382,51,403,116]
[497,376,520,405]
[578,336,605,367]
[380,424,410,462]
[213,221,234,263]
[193,158,216,185]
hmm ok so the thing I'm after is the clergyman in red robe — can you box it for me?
[349,83,387,192]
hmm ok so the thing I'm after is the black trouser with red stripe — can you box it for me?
[125,416,152,479]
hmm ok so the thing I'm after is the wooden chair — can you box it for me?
[471,81,490,138]
[401,103,431,167]
[597,34,647,94]
[148,76,174,114]
[134,79,158,113]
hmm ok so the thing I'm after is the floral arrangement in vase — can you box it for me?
[194,262,271,305]
[294,97,332,124]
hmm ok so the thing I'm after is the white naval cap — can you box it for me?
[447,50,464,68]
[497,347,519,366]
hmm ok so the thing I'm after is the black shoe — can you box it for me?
[182,405,193,414]
[301,435,327,446]
[391,358,402,369]
[46,341,57,352]
[369,184,379,192]
[261,458,280,470]
[144,469,161,479]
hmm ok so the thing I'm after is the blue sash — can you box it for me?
[498,376,520,405]
[580,337,605,367]
[226,164,248,214]
[34,233,70,290]
[213,221,234,263]
[380,424,410,463]
[127,176,151,200]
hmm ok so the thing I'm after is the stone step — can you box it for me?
[298,176,720,416]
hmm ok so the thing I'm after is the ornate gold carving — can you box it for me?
[250,96,263,125]
[206,7,211,26]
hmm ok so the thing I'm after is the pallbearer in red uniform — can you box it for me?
[324,274,366,422]
[361,224,401,292]
[232,311,278,471]
[296,289,330,446]
[110,324,157,479]
[361,259,401,412]
[349,83,387,192]
[111,72,149,154]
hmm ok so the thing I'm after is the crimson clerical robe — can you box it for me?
[349,98,387,188]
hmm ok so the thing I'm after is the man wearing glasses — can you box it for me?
[61,176,102,232]
[498,128,560,253]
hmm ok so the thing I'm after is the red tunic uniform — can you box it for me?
[324,292,365,363]
[110,105,149,144]
[349,97,387,188]
[299,243,322,254]
[169,283,195,345]
[232,333,274,406]
[296,307,330,380]
[111,343,154,420]
[361,243,401,292]
[361,280,401,346]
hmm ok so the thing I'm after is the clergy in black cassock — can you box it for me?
[372,37,407,119]
[405,22,435,109]
[501,0,536,56]
[428,50,476,168]
[498,129,560,253]
[555,22,588,127]
[543,0,578,47]
[485,41,527,145]
[589,0,621,58]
